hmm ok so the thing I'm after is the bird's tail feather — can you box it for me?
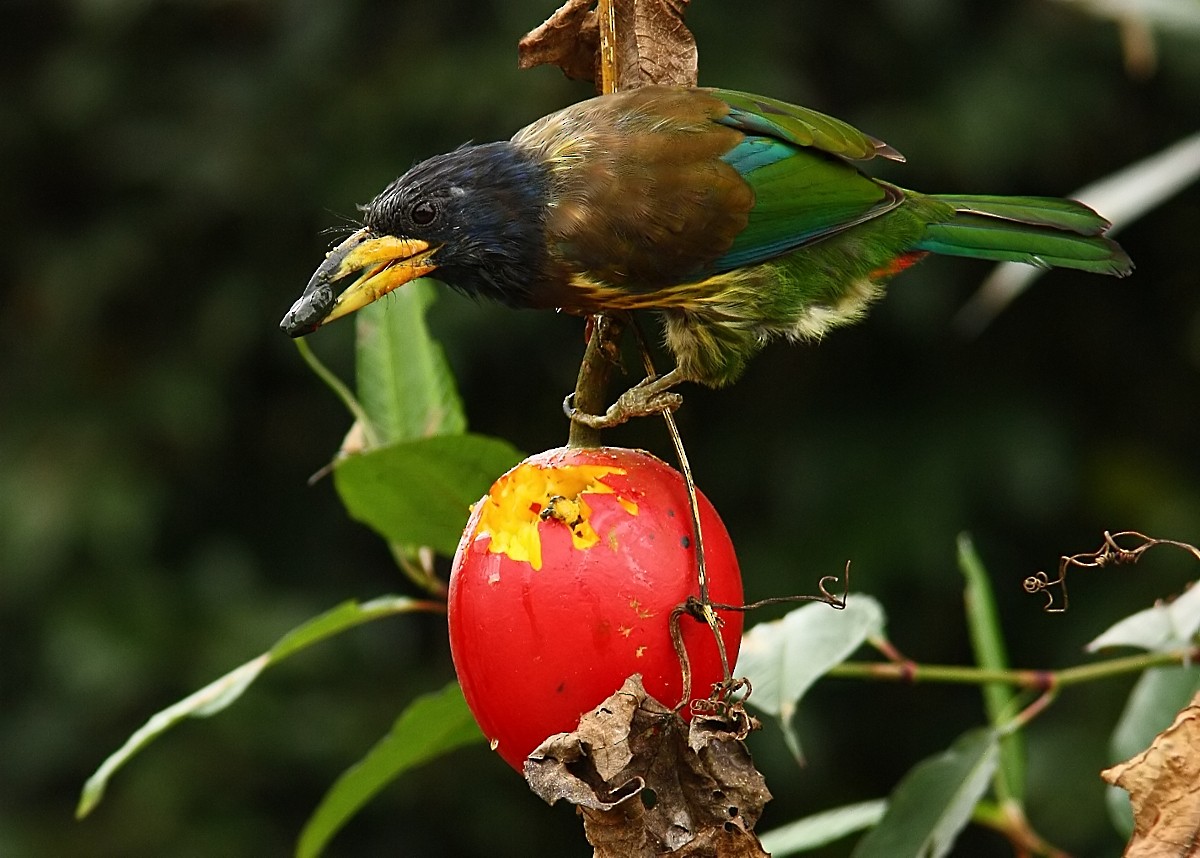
[915,194,1132,276]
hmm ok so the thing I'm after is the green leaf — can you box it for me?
[1105,665,1200,836]
[333,434,523,557]
[957,534,1025,803]
[1110,665,1200,760]
[296,682,484,858]
[1086,579,1200,653]
[759,800,888,856]
[355,280,465,445]
[851,727,999,858]
[735,596,884,760]
[77,596,436,819]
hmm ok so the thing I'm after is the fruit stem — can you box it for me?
[567,314,624,449]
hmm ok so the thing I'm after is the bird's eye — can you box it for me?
[410,200,438,226]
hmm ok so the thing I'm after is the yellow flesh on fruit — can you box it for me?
[472,462,639,570]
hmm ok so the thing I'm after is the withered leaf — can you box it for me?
[617,0,696,90]
[1102,690,1200,857]
[517,0,599,84]
[517,0,697,91]
[525,675,770,857]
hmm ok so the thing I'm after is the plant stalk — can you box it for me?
[827,648,1195,689]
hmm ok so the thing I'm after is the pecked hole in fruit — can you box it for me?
[472,461,639,570]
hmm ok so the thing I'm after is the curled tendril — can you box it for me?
[711,561,852,616]
[1026,530,1200,613]
[1024,570,1066,612]
[670,564,854,712]
[690,677,755,727]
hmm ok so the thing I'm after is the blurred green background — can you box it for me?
[2,1,1197,855]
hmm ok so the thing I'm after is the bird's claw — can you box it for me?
[563,382,684,429]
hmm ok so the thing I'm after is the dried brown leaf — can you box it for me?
[517,0,696,91]
[525,675,770,857]
[517,0,599,83]
[1102,690,1200,857]
[615,0,696,90]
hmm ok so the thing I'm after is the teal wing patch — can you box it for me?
[714,136,903,272]
[709,89,906,273]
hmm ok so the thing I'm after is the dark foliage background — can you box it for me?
[2,1,1197,855]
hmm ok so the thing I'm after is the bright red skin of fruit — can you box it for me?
[447,446,744,771]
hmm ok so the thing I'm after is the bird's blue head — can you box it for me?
[281,142,551,336]
[365,142,553,306]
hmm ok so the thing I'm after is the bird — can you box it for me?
[281,86,1131,427]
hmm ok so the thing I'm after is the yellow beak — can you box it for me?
[281,228,438,336]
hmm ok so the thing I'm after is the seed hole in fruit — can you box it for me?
[474,462,637,569]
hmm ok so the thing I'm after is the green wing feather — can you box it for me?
[708,89,907,273]
[703,91,1131,278]
[710,88,905,163]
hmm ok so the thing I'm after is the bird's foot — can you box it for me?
[564,371,685,429]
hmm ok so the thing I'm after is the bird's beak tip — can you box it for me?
[279,313,318,339]
[280,283,337,337]
[281,231,437,337]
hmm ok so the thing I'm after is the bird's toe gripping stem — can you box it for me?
[563,371,686,429]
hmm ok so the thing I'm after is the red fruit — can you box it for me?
[447,446,744,771]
